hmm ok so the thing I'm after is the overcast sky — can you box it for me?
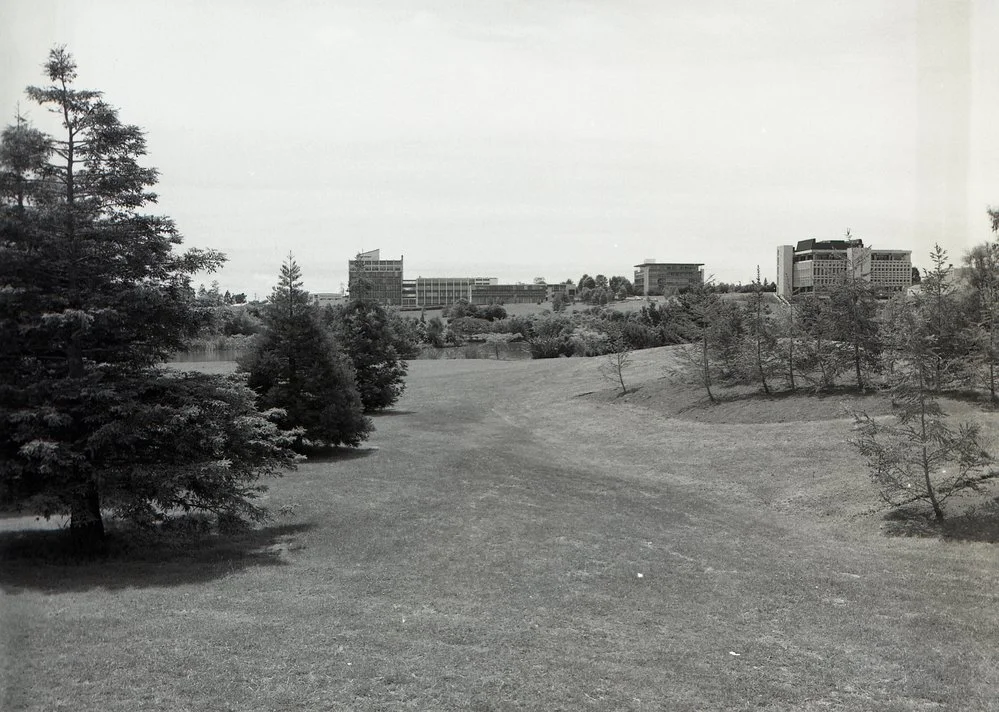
[3,0,998,295]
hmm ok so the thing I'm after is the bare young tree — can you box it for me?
[599,339,633,396]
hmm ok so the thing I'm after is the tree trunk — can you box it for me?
[70,477,105,550]
[787,339,795,391]
[756,334,770,395]
[854,341,864,391]
[702,337,715,403]
[917,380,945,521]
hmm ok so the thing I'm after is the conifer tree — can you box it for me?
[742,266,777,394]
[963,235,999,401]
[241,255,371,447]
[0,48,298,547]
[324,295,410,412]
[851,300,996,521]
[917,245,970,391]
[828,253,881,391]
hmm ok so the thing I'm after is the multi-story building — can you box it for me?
[471,282,547,305]
[776,239,912,299]
[401,277,498,307]
[347,249,404,305]
[633,260,704,296]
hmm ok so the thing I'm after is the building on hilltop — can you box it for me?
[633,260,705,296]
[401,276,498,308]
[348,249,404,305]
[471,282,547,305]
[776,238,912,299]
[341,247,564,307]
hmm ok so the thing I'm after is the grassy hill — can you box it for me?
[3,348,999,711]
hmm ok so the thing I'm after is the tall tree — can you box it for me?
[0,48,296,547]
[828,254,881,391]
[240,256,372,448]
[916,245,969,391]
[324,295,410,412]
[742,266,777,394]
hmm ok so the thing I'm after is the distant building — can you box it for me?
[546,282,577,302]
[633,260,704,296]
[402,276,497,307]
[776,238,912,299]
[348,249,404,305]
[313,292,347,308]
[470,282,547,305]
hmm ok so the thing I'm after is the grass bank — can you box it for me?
[3,347,998,711]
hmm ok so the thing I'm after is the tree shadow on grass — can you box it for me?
[370,409,415,417]
[881,502,999,543]
[304,445,380,463]
[0,519,316,593]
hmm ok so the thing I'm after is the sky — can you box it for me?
[3,0,998,296]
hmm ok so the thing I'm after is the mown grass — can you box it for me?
[3,347,999,711]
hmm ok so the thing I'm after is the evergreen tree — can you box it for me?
[963,236,999,401]
[827,255,881,391]
[670,286,741,402]
[851,300,996,521]
[795,293,843,391]
[915,245,973,392]
[0,48,297,547]
[240,256,371,448]
[324,295,410,412]
[741,266,777,394]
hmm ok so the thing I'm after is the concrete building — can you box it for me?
[471,282,547,305]
[633,260,704,296]
[401,276,497,307]
[776,238,912,299]
[348,249,404,305]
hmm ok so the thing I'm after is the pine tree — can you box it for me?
[851,300,996,521]
[0,48,297,548]
[828,256,881,391]
[963,236,999,401]
[324,295,410,412]
[917,245,969,391]
[240,256,372,447]
[742,266,777,394]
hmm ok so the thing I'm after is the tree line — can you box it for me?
[0,48,408,550]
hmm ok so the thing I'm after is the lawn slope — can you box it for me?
[3,348,999,711]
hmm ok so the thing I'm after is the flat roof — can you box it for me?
[633,262,705,267]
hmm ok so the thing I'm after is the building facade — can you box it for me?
[470,282,547,305]
[775,239,912,299]
[401,277,497,307]
[633,260,704,296]
[313,292,347,308]
[545,282,578,302]
[348,249,404,305]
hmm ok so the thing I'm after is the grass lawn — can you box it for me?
[3,347,999,711]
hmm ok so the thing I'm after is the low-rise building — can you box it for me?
[313,292,347,308]
[633,260,704,296]
[403,276,497,307]
[471,282,547,305]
